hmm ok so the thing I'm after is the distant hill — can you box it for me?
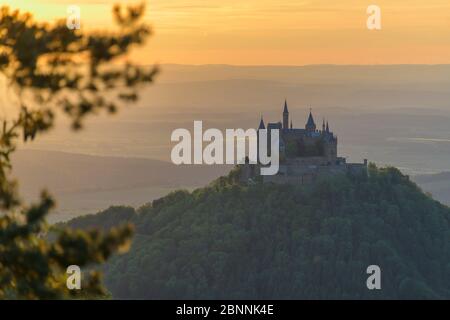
[12,149,229,221]
[414,171,450,184]
[65,165,450,299]
[412,172,450,206]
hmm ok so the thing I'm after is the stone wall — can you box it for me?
[239,158,368,185]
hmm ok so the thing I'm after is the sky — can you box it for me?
[2,0,450,65]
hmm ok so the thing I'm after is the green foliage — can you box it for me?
[62,206,136,231]
[72,166,450,299]
[285,140,299,157]
[0,3,155,299]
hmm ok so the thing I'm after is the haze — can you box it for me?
[2,2,450,218]
[11,64,450,219]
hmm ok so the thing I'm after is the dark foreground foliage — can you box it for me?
[0,3,155,299]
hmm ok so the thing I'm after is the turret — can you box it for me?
[258,116,265,130]
[305,109,316,132]
[283,100,289,129]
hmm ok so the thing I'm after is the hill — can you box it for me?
[12,150,229,222]
[65,165,450,299]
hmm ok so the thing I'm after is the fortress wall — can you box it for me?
[239,158,367,185]
[286,157,329,166]
[346,163,368,175]
[260,162,367,185]
[263,174,314,185]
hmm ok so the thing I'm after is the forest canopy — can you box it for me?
[66,165,450,299]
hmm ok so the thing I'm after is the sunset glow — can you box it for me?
[3,0,450,65]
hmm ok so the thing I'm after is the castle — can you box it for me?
[241,100,367,184]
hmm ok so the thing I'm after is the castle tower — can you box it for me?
[283,100,289,129]
[258,116,265,129]
[326,121,329,133]
[305,109,316,132]
[322,118,325,132]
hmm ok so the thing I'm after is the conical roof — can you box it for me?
[306,110,315,127]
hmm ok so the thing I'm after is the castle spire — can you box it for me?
[283,99,289,113]
[282,99,289,129]
[322,118,325,132]
[290,120,293,129]
[326,121,329,133]
[258,115,265,129]
[305,108,316,132]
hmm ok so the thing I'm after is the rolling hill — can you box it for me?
[12,149,229,221]
[65,165,450,299]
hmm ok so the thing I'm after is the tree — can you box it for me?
[0,2,157,299]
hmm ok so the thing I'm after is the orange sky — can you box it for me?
[3,0,450,65]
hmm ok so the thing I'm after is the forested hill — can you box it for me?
[65,165,450,299]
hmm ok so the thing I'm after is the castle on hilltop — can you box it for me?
[241,100,367,184]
